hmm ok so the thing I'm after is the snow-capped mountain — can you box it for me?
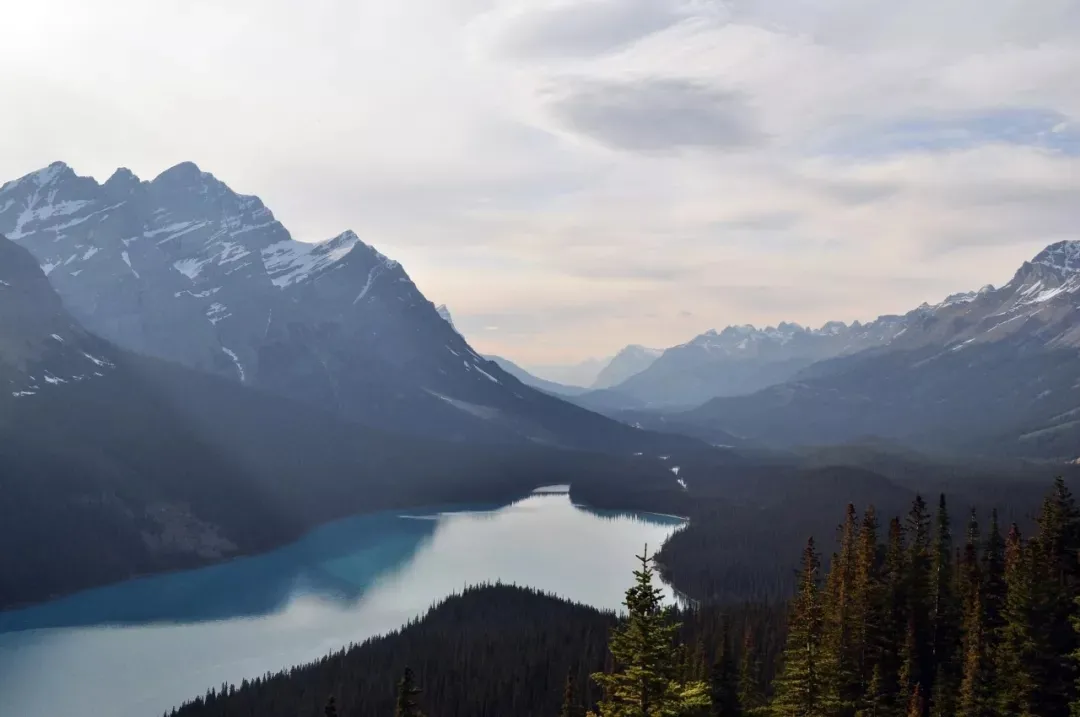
[665,240,1080,459]
[591,345,662,390]
[0,234,117,398]
[609,316,913,407]
[0,162,701,451]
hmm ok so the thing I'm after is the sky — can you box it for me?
[1,0,1078,367]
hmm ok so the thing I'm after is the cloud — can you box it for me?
[544,78,764,152]
[478,0,688,60]
[0,0,1078,363]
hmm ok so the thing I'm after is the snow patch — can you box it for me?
[173,257,210,280]
[474,364,501,384]
[121,251,140,278]
[263,232,360,288]
[50,334,64,343]
[353,263,384,304]
[221,347,246,382]
[82,351,113,367]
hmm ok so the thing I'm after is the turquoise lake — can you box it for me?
[0,488,685,717]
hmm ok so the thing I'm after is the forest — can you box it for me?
[170,475,1080,716]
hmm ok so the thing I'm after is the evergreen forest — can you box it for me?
[171,476,1080,717]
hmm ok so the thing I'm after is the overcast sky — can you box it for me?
[2,0,1078,366]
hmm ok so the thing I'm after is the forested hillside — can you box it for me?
[170,477,1080,717]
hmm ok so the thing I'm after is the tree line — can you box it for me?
[170,477,1080,716]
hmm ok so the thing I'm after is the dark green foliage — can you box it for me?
[395,667,423,717]
[709,625,742,717]
[590,547,710,716]
[771,538,839,717]
[562,671,586,717]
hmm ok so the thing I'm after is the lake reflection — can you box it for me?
[0,489,684,717]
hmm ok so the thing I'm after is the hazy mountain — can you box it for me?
[591,345,662,389]
[484,355,587,397]
[656,241,1080,460]
[0,162,703,454]
[527,356,609,388]
[606,318,913,408]
[0,232,708,607]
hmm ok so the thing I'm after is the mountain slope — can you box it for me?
[591,344,662,389]
[484,355,587,397]
[0,162,698,453]
[0,233,699,608]
[662,241,1080,459]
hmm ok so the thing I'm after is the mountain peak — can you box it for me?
[436,304,456,329]
[0,162,75,195]
[1032,240,1080,274]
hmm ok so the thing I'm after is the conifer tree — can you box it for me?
[823,504,861,713]
[1031,478,1080,717]
[980,509,1006,640]
[562,670,585,717]
[928,495,957,717]
[591,547,710,717]
[995,525,1038,717]
[902,496,932,711]
[710,623,743,717]
[771,538,839,717]
[956,510,991,717]
[905,685,924,717]
[850,505,884,713]
[324,695,338,717]
[859,664,886,717]
[879,518,908,711]
[395,667,424,717]
[738,628,766,716]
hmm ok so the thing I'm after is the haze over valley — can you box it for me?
[2,1,1079,716]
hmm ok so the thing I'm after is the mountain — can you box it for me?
[591,344,662,389]
[0,162,701,453]
[527,356,609,388]
[0,234,119,398]
[657,241,1080,460]
[605,319,913,408]
[0,232,706,608]
[436,304,457,331]
[484,355,587,397]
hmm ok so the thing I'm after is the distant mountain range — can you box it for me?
[630,241,1080,460]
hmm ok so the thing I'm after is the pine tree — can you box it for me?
[1031,478,1080,717]
[928,495,957,717]
[395,667,424,717]
[738,628,766,716]
[956,510,991,717]
[995,525,1038,717]
[902,495,932,711]
[562,670,585,717]
[771,538,839,717]
[822,505,861,715]
[905,685,924,717]
[591,547,710,717]
[879,518,908,712]
[710,623,743,717]
[981,509,1006,640]
[851,503,885,704]
[324,695,338,717]
[859,664,886,717]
